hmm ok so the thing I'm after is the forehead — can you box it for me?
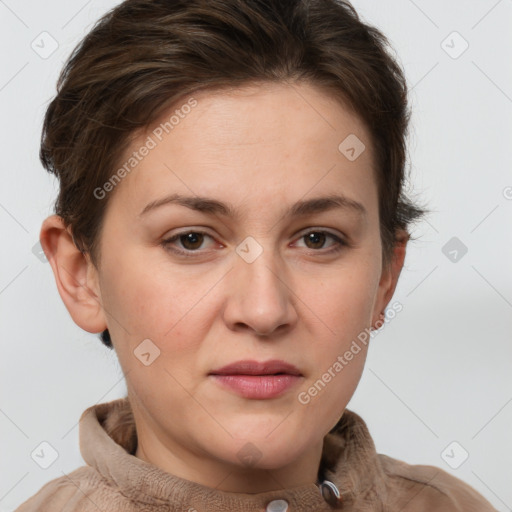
[109,81,377,218]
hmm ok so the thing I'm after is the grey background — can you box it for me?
[1,0,511,510]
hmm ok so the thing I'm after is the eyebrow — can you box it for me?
[138,193,367,220]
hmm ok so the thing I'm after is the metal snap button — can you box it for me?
[319,480,344,508]
[265,499,289,512]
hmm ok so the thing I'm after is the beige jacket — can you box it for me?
[15,397,497,511]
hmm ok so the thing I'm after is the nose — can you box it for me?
[222,245,298,337]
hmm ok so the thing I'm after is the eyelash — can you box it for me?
[161,229,347,258]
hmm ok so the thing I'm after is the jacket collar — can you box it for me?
[79,397,387,510]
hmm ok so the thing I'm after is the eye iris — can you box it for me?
[305,232,326,249]
[181,232,204,250]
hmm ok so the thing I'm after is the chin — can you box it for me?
[224,414,299,442]
[219,430,308,470]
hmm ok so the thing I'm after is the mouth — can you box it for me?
[209,359,303,399]
[209,359,302,377]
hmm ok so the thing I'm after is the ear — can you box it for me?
[371,229,408,328]
[39,215,107,334]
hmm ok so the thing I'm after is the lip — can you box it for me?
[208,359,303,400]
[209,359,302,376]
[210,375,302,399]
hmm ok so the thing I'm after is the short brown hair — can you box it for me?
[40,0,426,349]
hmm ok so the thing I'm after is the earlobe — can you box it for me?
[39,215,107,334]
[371,230,408,328]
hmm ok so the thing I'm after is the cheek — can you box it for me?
[296,256,379,394]
[101,247,195,330]
[308,263,379,339]
[295,272,375,435]
[99,249,225,376]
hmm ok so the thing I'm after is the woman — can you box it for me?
[16,0,497,510]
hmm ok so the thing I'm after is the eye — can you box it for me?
[161,230,217,255]
[293,230,346,253]
[161,228,347,258]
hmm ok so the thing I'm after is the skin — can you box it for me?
[40,81,407,493]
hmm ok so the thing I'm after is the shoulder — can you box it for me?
[13,466,126,512]
[377,453,498,512]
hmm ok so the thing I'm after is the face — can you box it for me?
[43,80,403,492]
